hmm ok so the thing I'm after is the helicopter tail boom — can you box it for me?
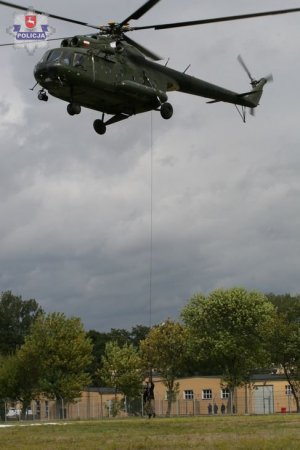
[162,66,270,110]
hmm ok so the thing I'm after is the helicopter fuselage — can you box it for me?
[34,37,171,116]
[0,0,283,134]
[33,34,267,133]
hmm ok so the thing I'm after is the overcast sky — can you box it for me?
[1,0,300,331]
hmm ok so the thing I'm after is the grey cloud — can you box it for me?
[1,1,300,331]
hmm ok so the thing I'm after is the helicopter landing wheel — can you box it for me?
[93,119,106,135]
[160,102,173,120]
[38,90,48,102]
[67,103,81,116]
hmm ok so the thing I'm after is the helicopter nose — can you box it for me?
[34,63,59,84]
[34,63,45,82]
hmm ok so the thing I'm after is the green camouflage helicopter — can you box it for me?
[1,0,300,134]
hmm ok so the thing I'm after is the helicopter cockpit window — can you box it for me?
[61,51,73,65]
[39,50,50,63]
[73,53,85,68]
[47,49,64,63]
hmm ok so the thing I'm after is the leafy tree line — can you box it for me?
[87,325,150,385]
[1,289,300,414]
[0,291,43,355]
[0,291,151,412]
[0,292,93,413]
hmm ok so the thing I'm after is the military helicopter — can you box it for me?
[1,1,300,135]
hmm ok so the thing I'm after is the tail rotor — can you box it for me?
[237,54,257,87]
[237,54,273,116]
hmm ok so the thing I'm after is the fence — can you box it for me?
[1,390,299,421]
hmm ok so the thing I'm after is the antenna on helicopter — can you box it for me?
[183,64,191,74]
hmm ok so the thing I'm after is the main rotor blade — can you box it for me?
[0,37,66,46]
[119,0,161,28]
[0,1,101,29]
[122,34,162,61]
[132,7,300,31]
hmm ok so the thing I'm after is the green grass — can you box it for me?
[1,415,300,449]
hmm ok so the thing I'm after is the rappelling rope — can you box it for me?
[148,112,153,328]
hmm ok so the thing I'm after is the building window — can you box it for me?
[202,389,212,400]
[221,388,230,399]
[285,385,292,396]
[183,390,194,400]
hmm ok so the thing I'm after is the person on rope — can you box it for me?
[143,378,155,418]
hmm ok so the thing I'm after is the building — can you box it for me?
[151,374,296,416]
[3,373,297,420]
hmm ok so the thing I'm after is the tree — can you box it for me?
[108,326,150,348]
[0,354,22,400]
[87,325,150,386]
[130,325,150,348]
[266,293,300,322]
[265,292,300,411]
[140,320,188,416]
[0,352,41,412]
[99,341,144,401]
[267,312,300,412]
[181,288,275,405]
[86,330,112,386]
[17,312,93,405]
[0,291,43,355]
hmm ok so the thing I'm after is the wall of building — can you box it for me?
[151,375,297,416]
[4,375,297,421]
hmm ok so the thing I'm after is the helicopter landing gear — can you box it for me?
[67,102,81,116]
[160,102,173,119]
[37,89,48,102]
[92,113,131,135]
[93,119,107,135]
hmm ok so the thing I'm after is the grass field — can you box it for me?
[1,415,300,450]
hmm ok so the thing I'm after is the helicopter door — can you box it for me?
[73,53,86,69]
[72,52,95,82]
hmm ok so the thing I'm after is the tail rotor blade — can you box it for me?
[237,54,255,83]
[264,73,274,83]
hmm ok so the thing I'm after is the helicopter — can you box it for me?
[1,1,300,135]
